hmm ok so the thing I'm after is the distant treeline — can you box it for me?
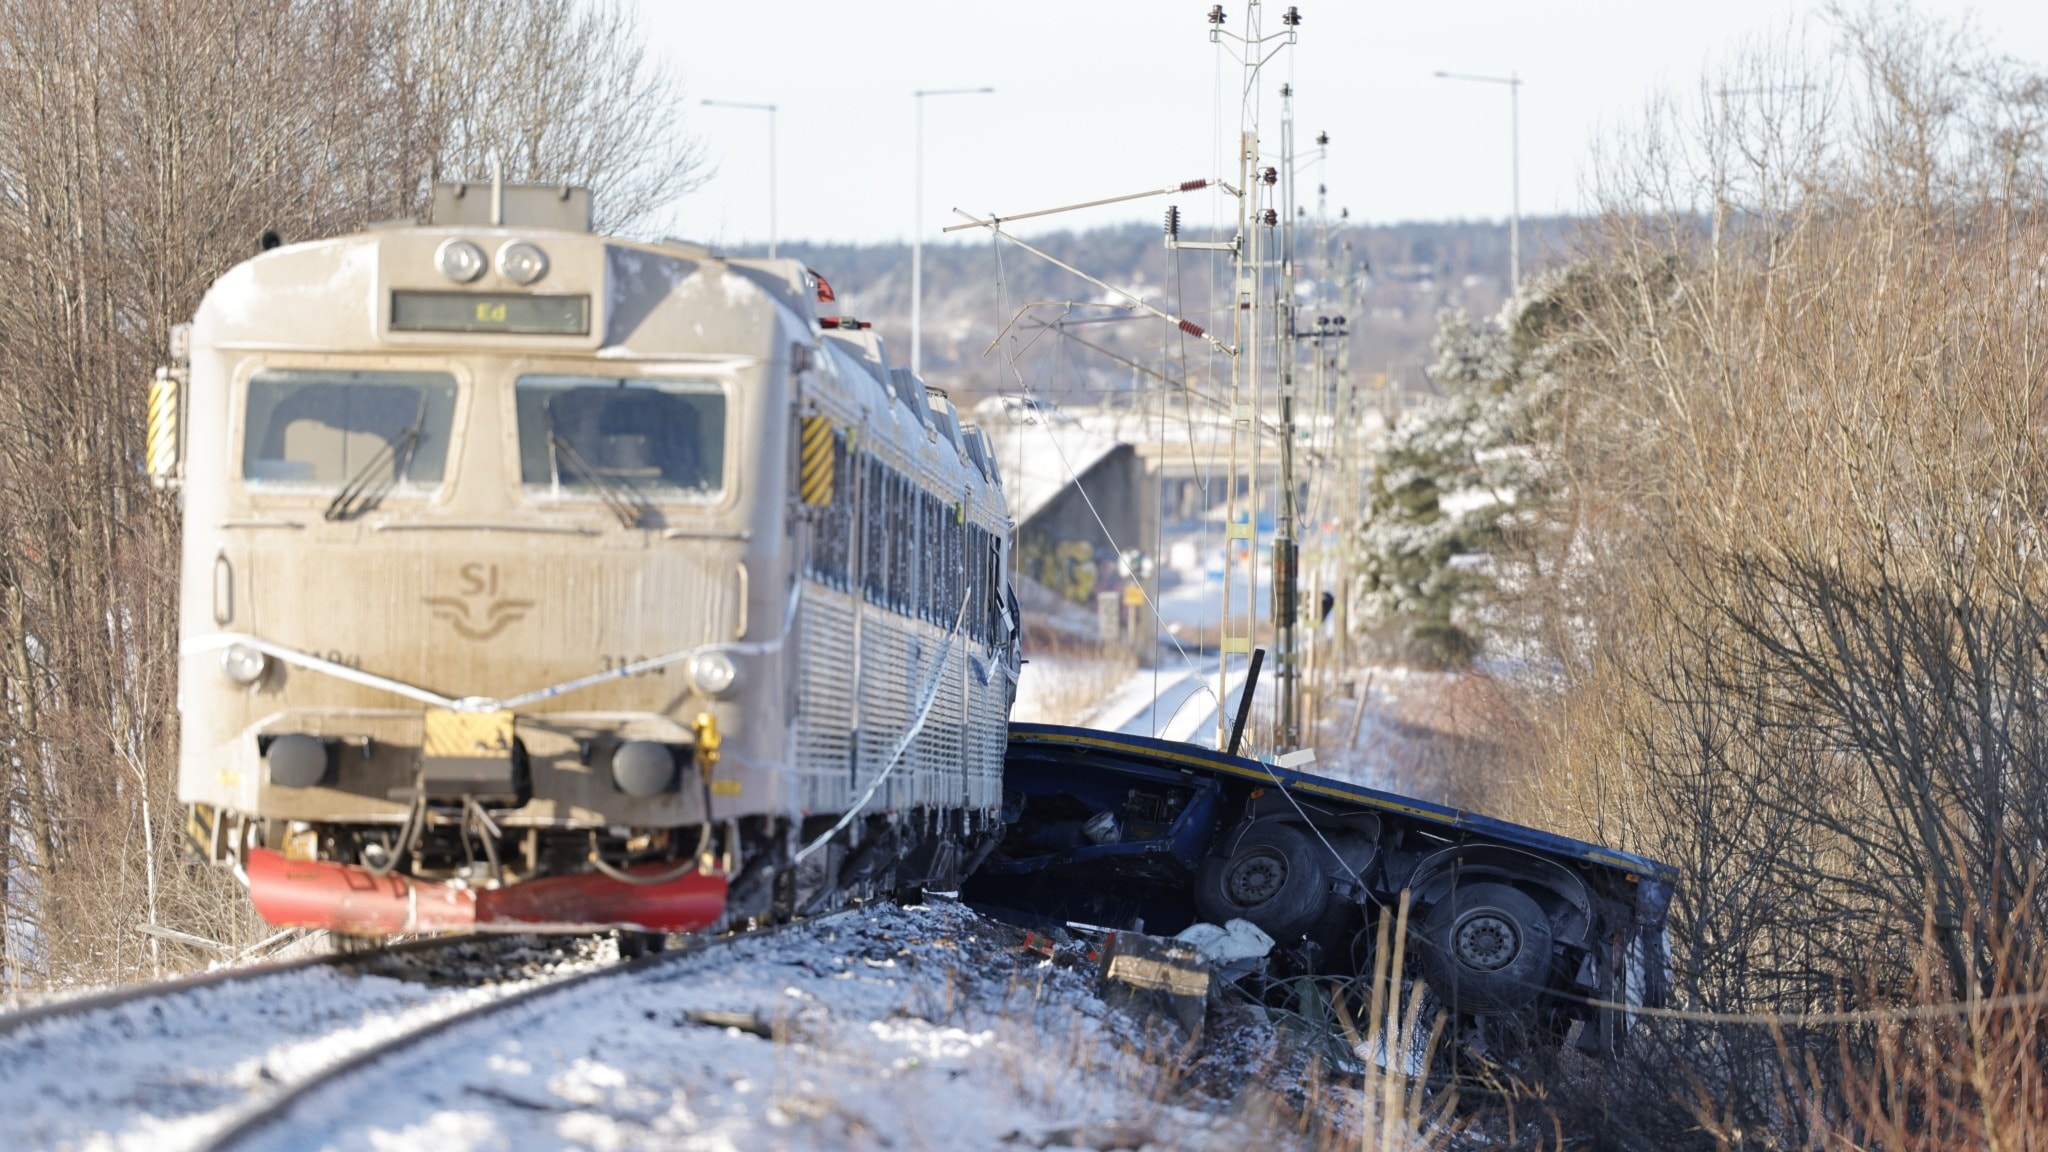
[727,217,1587,401]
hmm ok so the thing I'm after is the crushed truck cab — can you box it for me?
[963,724,1677,1052]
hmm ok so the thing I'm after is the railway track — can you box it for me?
[0,932,466,1041]
[192,911,841,1152]
[0,932,616,1151]
[0,911,861,1151]
[198,909,856,1152]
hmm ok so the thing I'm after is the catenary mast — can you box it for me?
[1274,79,1301,751]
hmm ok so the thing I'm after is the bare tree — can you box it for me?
[1449,6,2048,1140]
[0,0,704,991]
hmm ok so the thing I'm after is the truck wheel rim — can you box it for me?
[1453,911,1519,972]
[1225,850,1286,905]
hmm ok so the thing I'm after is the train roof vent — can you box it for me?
[431,182,593,231]
[960,424,991,475]
[887,368,932,428]
[925,388,965,453]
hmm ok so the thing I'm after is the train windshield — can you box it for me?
[515,375,726,501]
[241,369,457,488]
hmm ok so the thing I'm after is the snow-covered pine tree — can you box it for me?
[1356,273,1570,666]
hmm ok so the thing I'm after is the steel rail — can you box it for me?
[0,931,475,1040]
[199,908,860,1152]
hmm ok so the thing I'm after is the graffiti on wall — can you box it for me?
[1018,536,1099,603]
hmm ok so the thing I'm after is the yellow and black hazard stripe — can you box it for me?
[799,415,835,505]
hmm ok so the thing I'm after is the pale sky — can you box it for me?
[635,1,2048,246]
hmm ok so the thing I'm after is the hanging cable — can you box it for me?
[587,822,712,886]
[989,232,1233,733]
[793,589,973,863]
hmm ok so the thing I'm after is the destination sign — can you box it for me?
[391,291,590,335]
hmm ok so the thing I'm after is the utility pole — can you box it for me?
[1274,81,1301,752]
[1212,1,1258,751]
[1208,0,1297,753]
[1434,70,1521,290]
[1221,119,1259,750]
[1333,226,1356,701]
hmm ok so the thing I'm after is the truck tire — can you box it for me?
[1417,882,1553,1015]
[1194,821,1328,942]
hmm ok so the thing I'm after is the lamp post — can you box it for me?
[702,99,778,259]
[913,86,993,377]
[1434,70,1521,290]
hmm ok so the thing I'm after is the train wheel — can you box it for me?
[1194,821,1328,943]
[1416,882,1553,1016]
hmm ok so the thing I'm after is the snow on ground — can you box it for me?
[0,941,610,1152]
[1073,662,1196,731]
[238,900,1320,1152]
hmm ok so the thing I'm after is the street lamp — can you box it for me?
[1434,70,1522,290]
[913,86,994,377]
[702,99,778,259]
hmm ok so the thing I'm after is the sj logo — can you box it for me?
[423,563,535,641]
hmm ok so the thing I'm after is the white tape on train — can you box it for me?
[182,582,802,714]
[793,588,972,864]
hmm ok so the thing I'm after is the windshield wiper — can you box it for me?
[325,400,426,522]
[543,397,647,529]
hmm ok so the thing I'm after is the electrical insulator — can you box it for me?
[1207,4,1225,24]
[1316,131,1329,146]
[1280,83,1292,98]
[1262,167,1277,185]
[1283,6,1301,26]
[1164,205,1181,238]
[1261,209,1278,227]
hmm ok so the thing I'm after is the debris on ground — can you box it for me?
[1096,929,1211,1036]
[1173,918,1274,980]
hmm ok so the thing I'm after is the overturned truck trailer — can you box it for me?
[963,724,1676,1052]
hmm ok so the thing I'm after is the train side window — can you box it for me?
[862,455,888,605]
[965,524,982,642]
[933,496,946,623]
[918,491,937,623]
[241,369,457,489]
[890,472,915,616]
[987,537,1004,642]
[828,430,856,589]
[941,504,961,627]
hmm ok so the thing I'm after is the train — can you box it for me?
[159,182,1019,939]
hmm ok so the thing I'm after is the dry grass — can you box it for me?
[1423,7,2048,1145]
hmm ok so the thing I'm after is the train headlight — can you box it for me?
[220,644,269,686]
[497,240,549,286]
[436,238,486,283]
[687,650,737,696]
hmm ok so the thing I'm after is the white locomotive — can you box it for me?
[158,183,1017,936]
